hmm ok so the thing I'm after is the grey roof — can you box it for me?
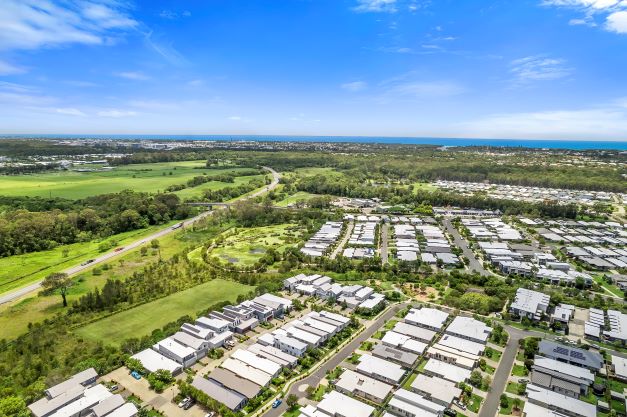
[91,394,125,417]
[45,368,97,399]
[28,386,85,417]
[207,367,262,399]
[192,376,246,411]
[538,340,604,370]
[372,344,418,367]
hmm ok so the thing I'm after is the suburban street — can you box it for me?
[261,302,407,417]
[0,167,281,305]
[442,217,490,276]
[330,221,354,259]
[380,223,389,264]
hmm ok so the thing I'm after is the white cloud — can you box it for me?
[0,60,26,75]
[97,109,137,118]
[606,10,627,32]
[543,0,627,33]
[0,0,137,51]
[461,102,627,139]
[114,71,150,81]
[55,107,85,116]
[510,56,573,82]
[386,80,465,98]
[0,81,54,104]
[353,0,397,13]
[341,81,368,92]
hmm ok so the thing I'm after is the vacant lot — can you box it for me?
[275,191,319,207]
[207,223,305,266]
[76,279,253,345]
[0,161,252,199]
[0,221,179,294]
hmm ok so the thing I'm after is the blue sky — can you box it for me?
[1,0,627,140]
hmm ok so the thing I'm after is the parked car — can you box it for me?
[204,413,216,417]
[114,247,124,252]
[80,259,95,266]
[453,400,466,410]
[130,371,141,380]
[444,409,457,417]
[183,400,195,410]
[272,399,282,409]
[178,398,191,408]
[518,378,529,384]
[108,384,118,392]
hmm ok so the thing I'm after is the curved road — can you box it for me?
[0,166,280,305]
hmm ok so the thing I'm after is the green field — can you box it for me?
[173,174,265,200]
[275,191,319,207]
[75,279,253,345]
[0,161,252,199]
[0,221,180,294]
[207,223,305,266]
[0,220,231,339]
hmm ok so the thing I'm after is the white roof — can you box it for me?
[318,310,350,324]
[220,358,273,387]
[231,349,281,376]
[534,356,594,383]
[50,385,111,417]
[526,384,596,417]
[356,354,405,383]
[510,288,551,315]
[393,322,437,343]
[155,338,196,359]
[106,403,139,417]
[316,390,375,417]
[393,388,445,414]
[196,316,230,330]
[131,348,182,374]
[285,326,322,345]
[405,308,449,330]
[445,316,491,343]
[423,359,471,383]
[410,374,461,405]
[335,369,393,402]
[613,355,627,379]
[437,334,484,356]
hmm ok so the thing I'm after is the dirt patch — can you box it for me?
[402,283,439,302]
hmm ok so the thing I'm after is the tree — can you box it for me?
[286,394,298,409]
[125,357,144,373]
[499,394,509,409]
[0,396,30,417]
[41,272,72,307]
[151,239,160,249]
[513,398,522,411]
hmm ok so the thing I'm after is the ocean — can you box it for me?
[2,134,626,151]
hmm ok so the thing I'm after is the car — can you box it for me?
[518,378,529,384]
[453,400,466,410]
[183,400,195,410]
[178,398,191,408]
[114,247,124,252]
[272,399,282,409]
[108,384,118,392]
[80,259,95,266]
[204,413,216,417]
[130,371,141,380]
[444,409,457,417]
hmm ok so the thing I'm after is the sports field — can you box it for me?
[75,279,253,345]
[0,161,253,199]
[208,223,305,266]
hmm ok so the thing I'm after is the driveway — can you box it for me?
[260,302,408,417]
[442,218,490,276]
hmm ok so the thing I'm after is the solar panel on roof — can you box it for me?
[554,346,569,355]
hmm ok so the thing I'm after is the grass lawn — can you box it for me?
[483,364,496,375]
[173,174,265,200]
[506,382,524,395]
[0,161,253,199]
[76,279,253,345]
[0,220,180,295]
[402,372,418,389]
[593,274,624,298]
[485,347,503,363]
[208,224,306,266]
[282,407,301,417]
[468,394,483,413]
[384,319,399,330]
[372,330,386,340]
[411,182,436,192]
[512,364,529,377]
[274,191,320,207]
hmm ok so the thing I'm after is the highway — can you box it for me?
[0,166,280,305]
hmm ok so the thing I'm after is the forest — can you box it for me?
[0,191,192,257]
